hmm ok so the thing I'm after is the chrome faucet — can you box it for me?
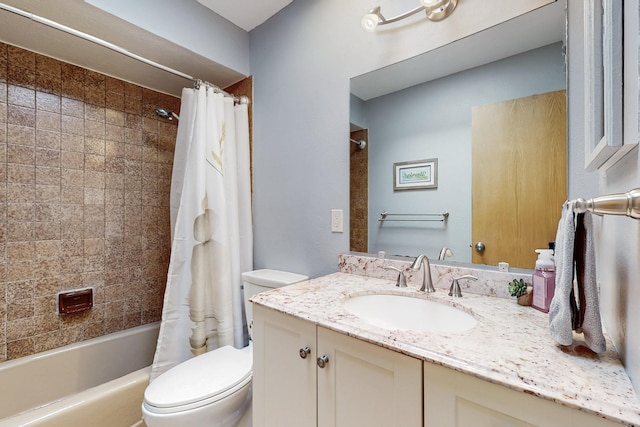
[410,254,435,292]
[438,247,454,261]
[449,275,478,297]
[384,266,407,287]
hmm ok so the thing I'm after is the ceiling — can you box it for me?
[0,0,292,96]
[196,0,293,31]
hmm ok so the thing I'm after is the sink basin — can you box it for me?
[342,294,477,334]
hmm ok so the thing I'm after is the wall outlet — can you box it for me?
[331,209,343,233]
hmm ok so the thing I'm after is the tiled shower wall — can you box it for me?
[350,128,368,253]
[0,42,180,361]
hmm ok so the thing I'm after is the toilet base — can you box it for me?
[142,382,252,427]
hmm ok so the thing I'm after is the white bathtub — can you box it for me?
[0,322,160,427]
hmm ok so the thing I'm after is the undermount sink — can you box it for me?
[342,293,477,334]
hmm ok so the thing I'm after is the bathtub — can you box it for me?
[0,322,160,427]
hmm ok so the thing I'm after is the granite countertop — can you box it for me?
[251,271,640,426]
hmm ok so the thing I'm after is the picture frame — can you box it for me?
[393,158,438,191]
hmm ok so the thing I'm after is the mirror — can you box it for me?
[349,2,566,265]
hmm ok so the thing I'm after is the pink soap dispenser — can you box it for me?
[532,249,555,313]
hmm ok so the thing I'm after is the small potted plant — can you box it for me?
[508,278,532,306]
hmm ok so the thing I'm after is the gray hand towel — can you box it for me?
[548,201,575,346]
[575,212,606,353]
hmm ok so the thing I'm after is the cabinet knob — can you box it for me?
[299,346,311,359]
[317,355,329,368]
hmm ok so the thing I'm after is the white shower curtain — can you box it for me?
[150,86,252,381]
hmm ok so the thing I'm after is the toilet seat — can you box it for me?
[143,345,252,415]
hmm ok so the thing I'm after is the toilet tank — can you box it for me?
[242,269,308,337]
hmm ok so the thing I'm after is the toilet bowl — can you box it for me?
[142,269,308,427]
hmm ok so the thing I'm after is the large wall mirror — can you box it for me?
[349,1,567,269]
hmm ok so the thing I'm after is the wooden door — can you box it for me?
[471,90,566,269]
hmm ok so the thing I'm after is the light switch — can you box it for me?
[331,209,343,233]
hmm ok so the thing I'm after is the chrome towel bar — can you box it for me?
[573,188,640,219]
[379,211,449,222]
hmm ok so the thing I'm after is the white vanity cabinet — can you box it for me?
[252,305,423,427]
[252,304,317,427]
[424,363,622,427]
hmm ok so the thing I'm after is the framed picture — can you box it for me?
[393,158,438,191]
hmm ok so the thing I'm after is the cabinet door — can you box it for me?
[252,305,317,427]
[317,327,422,427]
[424,363,621,427]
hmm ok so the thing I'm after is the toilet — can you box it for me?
[142,269,308,427]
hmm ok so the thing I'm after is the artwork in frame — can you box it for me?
[393,158,438,191]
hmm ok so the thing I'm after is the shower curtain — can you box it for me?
[150,86,252,381]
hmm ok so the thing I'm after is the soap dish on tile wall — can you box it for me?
[57,287,93,314]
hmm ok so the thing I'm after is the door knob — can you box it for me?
[474,242,486,252]
[299,347,311,359]
[317,355,329,368]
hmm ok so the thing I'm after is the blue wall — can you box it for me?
[362,43,566,260]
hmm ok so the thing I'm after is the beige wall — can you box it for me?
[0,42,179,361]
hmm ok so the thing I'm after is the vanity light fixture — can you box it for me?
[361,0,458,32]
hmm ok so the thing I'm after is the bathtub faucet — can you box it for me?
[410,254,435,293]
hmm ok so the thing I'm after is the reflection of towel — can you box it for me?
[549,202,575,346]
[575,212,606,353]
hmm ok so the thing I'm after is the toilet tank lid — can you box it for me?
[242,269,308,288]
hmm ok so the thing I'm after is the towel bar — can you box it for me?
[379,211,449,222]
[573,188,640,219]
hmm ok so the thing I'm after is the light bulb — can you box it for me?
[361,12,380,32]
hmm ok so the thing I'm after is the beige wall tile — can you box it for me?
[36,130,60,150]
[7,241,35,261]
[61,115,83,135]
[36,91,61,113]
[60,133,83,152]
[8,85,35,108]
[61,151,84,169]
[7,144,35,165]
[61,97,83,118]
[35,240,61,258]
[0,43,179,360]
[6,280,34,301]
[7,203,34,222]
[7,164,35,185]
[35,166,61,186]
[7,222,34,242]
[8,105,35,127]
[36,148,60,167]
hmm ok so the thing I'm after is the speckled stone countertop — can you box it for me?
[252,257,640,426]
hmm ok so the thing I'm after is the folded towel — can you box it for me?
[575,212,606,353]
[549,201,576,346]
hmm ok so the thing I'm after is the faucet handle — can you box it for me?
[384,266,407,288]
[449,275,478,297]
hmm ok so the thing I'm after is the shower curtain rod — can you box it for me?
[0,2,248,104]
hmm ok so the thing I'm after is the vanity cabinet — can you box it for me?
[424,363,622,427]
[252,305,316,427]
[252,305,422,427]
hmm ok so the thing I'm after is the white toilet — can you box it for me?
[142,269,308,427]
